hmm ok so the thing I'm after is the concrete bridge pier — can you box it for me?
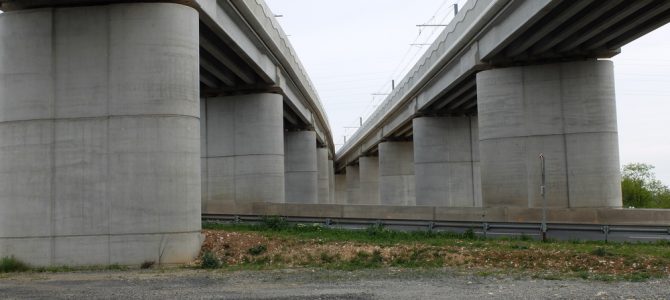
[0,3,202,266]
[345,165,361,204]
[359,156,380,205]
[328,160,335,204]
[413,116,481,207]
[202,93,285,207]
[284,131,318,203]
[316,148,330,204]
[476,60,622,208]
[334,173,347,204]
[379,141,415,206]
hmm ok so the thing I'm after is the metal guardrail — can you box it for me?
[202,214,670,243]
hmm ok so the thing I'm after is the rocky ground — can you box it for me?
[1,267,669,299]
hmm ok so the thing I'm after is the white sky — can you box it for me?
[266,0,670,186]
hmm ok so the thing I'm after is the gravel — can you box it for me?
[1,268,669,299]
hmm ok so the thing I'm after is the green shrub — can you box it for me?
[260,216,289,230]
[201,251,221,269]
[0,256,30,273]
[247,244,267,256]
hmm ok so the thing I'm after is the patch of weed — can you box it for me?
[201,251,221,269]
[0,256,29,273]
[247,244,267,256]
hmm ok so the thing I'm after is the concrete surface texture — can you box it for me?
[359,156,381,205]
[413,116,481,207]
[316,148,330,204]
[379,141,416,206]
[328,160,335,204]
[334,173,347,204]
[477,60,622,209]
[345,165,361,204]
[284,131,318,204]
[0,3,202,266]
[201,93,285,206]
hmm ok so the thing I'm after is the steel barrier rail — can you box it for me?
[202,214,670,243]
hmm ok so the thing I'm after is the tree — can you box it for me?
[621,163,670,208]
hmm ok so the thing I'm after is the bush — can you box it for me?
[0,256,30,273]
[247,244,267,256]
[201,251,221,269]
[260,216,289,230]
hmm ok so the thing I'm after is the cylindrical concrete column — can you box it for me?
[328,160,335,204]
[284,131,318,203]
[316,148,330,204]
[345,165,361,204]
[0,4,201,266]
[379,142,415,206]
[359,156,380,205]
[334,173,347,204]
[413,116,481,207]
[203,93,285,208]
[477,60,621,208]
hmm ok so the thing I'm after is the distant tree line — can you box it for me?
[621,163,670,208]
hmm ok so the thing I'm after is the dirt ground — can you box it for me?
[1,267,669,299]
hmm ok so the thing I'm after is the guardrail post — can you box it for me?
[602,225,610,243]
[483,222,489,238]
[234,215,241,224]
[325,218,332,227]
[428,222,435,232]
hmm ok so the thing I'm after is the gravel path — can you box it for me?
[1,268,668,299]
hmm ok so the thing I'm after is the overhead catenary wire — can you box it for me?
[340,0,460,144]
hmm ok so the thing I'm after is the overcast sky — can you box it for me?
[266,0,670,185]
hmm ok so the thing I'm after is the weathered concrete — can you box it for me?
[328,160,335,204]
[345,165,361,204]
[379,142,415,206]
[284,131,318,204]
[205,202,670,226]
[477,60,622,209]
[0,4,202,266]
[334,173,347,204]
[316,148,330,204]
[413,116,481,207]
[202,93,285,208]
[359,156,380,205]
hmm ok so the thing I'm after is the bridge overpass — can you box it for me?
[1,0,669,267]
[335,0,670,209]
[0,0,334,265]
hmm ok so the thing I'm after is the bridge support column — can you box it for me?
[359,156,380,205]
[316,148,330,204]
[379,142,415,206]
[345,165,361,204]
[334,173,347,204]
[203,93,285,207]
[0,4,201,266]
[413,117,481,207]
[284,131,318,203]
[328,160,335,204]
[477,60,621,208]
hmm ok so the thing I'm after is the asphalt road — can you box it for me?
[1,268,669,299]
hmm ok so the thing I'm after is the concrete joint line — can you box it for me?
[0,230,202,240]
[479,130,618,142]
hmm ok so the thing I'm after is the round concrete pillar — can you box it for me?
[328,160,335,204]
[284,131,318,203]
[345,165,361,204]
[379,142,415,206]
[476,60,621,208]
[359,156,380,205]
[202,93,285,208]
[316,148,330,204]
[0,3,201,266]
[413,116,481,207]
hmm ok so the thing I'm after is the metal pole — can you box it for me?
[539,153,547,241]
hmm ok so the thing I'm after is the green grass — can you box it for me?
[203,221,670,259]
[0,256,30,273]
